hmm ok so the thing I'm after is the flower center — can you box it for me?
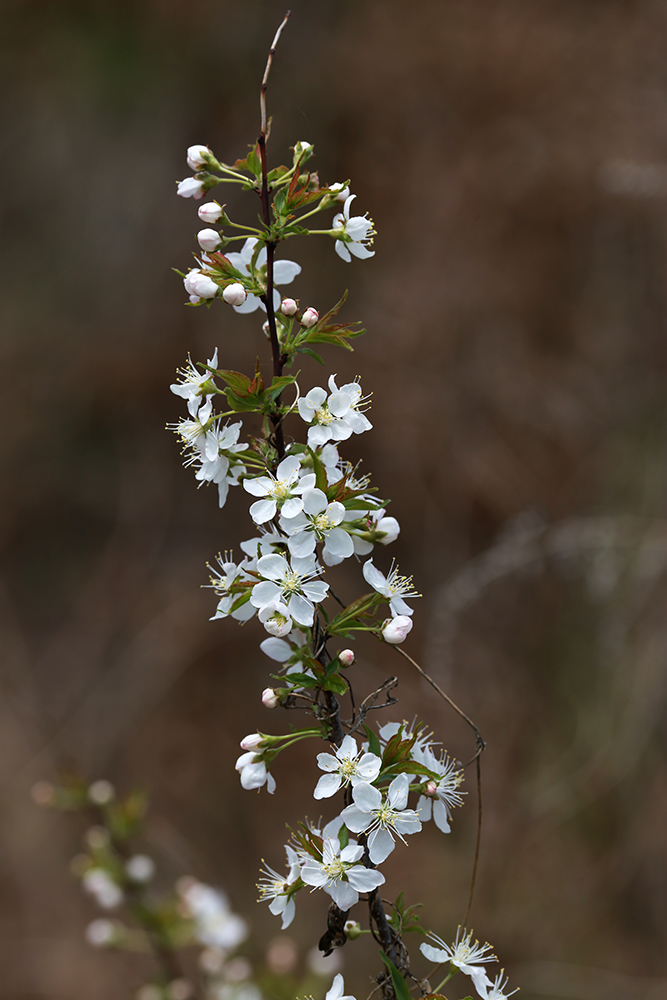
[272,478,293,499]
[314,405,334,426]
[322,858,347,880]
[312,513,333,533]
[376,802,397,827]
[339,755,359,780]
[282,571,301,594]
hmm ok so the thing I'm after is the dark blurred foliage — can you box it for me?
[1,0,667,997]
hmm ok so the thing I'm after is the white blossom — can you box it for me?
[297,375,372,448]
[85,918,117,947]
[363,559,420,617]
[332,194,375,262]
[258,600,294,638]
[340,774,422,863]
[224,238,300,314]
[420,928,497,999]
[250,552,329,627]
[170,349,218,418]
[300,837,384,910]
[314,734,381,799]
[243,455,316,524]
[262,688,279,708]
[177,176,205,199]
[82,868,123,909]
[279,493,354,566]
[257,846,301,929]
[414,749,465,834]
[125,855,155,883]
[209,554,256,622]
[325,975,356,1000]
[222,282,247,306]
[235,751,276,793]
[178,880,248,950]
[486,972,519,1000]
[281,298,298,316]
[301,307,319,327]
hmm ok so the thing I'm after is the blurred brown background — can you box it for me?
[2,0,667,997]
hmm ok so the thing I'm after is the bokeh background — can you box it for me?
[2,0,667,997]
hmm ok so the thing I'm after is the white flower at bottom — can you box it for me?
[300,837,384,909]
[178,879,248,950]
[420,928,497,999]
[326,974,356,1000]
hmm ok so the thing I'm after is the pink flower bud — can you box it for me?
[425,780,438,796]
[186,144,209,170]
[339,649,355,667]
[197,228,221,251]
[240,733,263,750]
[381,615,413,644]
[177,176,205,199]
[281,298,298,316]
[301,307,319,328]
[222,282,247,306]
[198,202,223,223]
[262,688,279,708]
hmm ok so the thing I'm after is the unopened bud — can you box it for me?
[377,516,400,545]
[222,282,247,306]
[425,780,438,796]
[197,228,221,251]
[343,919,362,939]
[262,320,271,338]
[88,780,114,805]
[281,297,298,316]
[188,294,201,305]
[301,307,319,328]
[186,144,210,170]
[240,733,263,751]
[198,202,223,223]
[329,183,350,202]
[262,687,279,708]
[381,615,413,645]
[338,649,355,668]
[177,176,205,200]
[184,270,218,299]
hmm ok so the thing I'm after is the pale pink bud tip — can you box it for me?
[381,615,413,644]
[222,282,247,306]
[339,649,355,667]
[262,687,279,708]
[197,228,221,251]
[301,307,319,328]
[240,733,263,750]
[425,781,438,796]
[186,144,210,170]
[281,297,298,316]
[198,202,223,223]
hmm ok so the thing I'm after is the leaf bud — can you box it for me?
[344,919,362,939]
[222,282,247,306]
[240,733,263,751]
[186,144,210,170]
[262,687,279,708]
[301,307,319,328]
[381,615,413,644]
[281,297,298,316]
[197,228,222,251]
[338,649,355,668]
[177,176,205,199]
[198,201,223,223]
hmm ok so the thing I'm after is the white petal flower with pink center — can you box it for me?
[313,734,381,800]
[279,491,354,566]
[340,773,422,864]
[243,455,316,524]
[300,837,384,910]
[250,552,329,627]
[420,928,497,999]
[363,559,420,617]
[297,375,371,447]
[224,237,301,314]
[332,194,375,262]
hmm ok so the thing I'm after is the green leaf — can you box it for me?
[394,891,405,917]
[278,672,318,690]
[297,346,325,365]
[309,448,329,492]
[363,724,382,759]
[322,674,348,695]
[379,953,411,1000]
[338,824,349,850]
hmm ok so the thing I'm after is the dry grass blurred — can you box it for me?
[1,0,667,997]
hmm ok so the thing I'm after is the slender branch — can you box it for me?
[260,12,291,136]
